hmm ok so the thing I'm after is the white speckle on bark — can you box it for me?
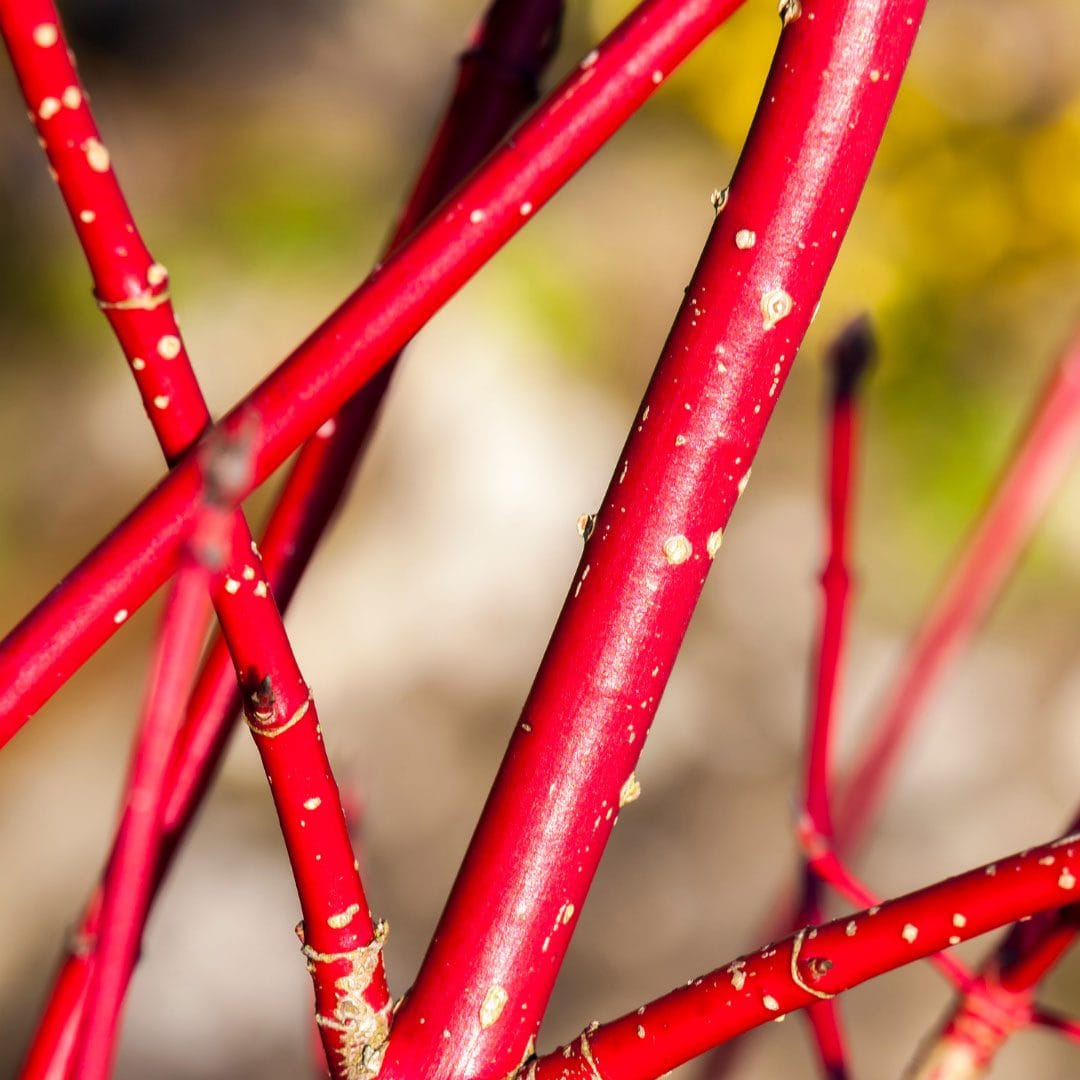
[157,334,181,359]
[663,535,692,565]
[33,24,59,47]
[82,137,110,173]
[479,985,509,1028]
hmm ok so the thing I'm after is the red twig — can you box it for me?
[161,0,568,886]
[381,3,926,1076]
[1,6,389,1074]
[0,2,208,463]
[795,317,876,1080]
[786,324,975,1070]
[28,513,396,1079]
[17,0,569,1070]
[719,322,1080,1080]
[1034,1007,1080,1047]
[72,522,215,1080]
[521,833,1080,1080]
[801,844,972,987]
[835,328,1080,849]
[905,812,1080,1077]
[803,317,874,842]
[0,0,750,746]
[805,998,849,1080]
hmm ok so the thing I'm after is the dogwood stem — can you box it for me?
[381,2,927,1076]
[523,834,1080,1080]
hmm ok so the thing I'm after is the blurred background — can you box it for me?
[1,0,1080,1076]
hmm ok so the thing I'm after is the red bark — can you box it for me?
[836,329,1080,849]
[1,4,388,1074]
[382,2,926,1076]
[525,834,1080,1080]
[0,0,749,746]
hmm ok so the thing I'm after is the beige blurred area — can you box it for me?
[1,0,1080,1076]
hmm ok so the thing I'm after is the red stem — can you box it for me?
[800,876,851,1080]
[723,325,1080,1079]
[805,1000,849,1080]
[1,5,389,1074]
[161,0,568,874]
[0,0,750,747]
[995,908,1080,994]
[835,328,1080,850]
[791,324,972,1062]
[17,0,569,1071]
[381,3,925,1077]
[72,535,214,1080]
[1034,1007,1080,1047]
[728,321,1080,1077]
[796,321,875,1080]
[804,317,874,848]
[523,833,1080,1080]
[906,812,1080,1076]
[0,2,209,462]
[804,845,971,987]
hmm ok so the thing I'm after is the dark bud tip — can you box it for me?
[247,673,275,717]
[829,313,876,403]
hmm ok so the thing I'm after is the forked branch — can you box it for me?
[522,834,1080,1080]
[0,0,750,744]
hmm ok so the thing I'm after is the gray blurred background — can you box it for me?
[1,0,1080,1076]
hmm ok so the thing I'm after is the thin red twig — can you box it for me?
[0,3,208,462]
[18,1,569,1073]
[381,3,927,1076]
[801,843,972,986]
[727,321,1080,1078]
[522,833,1080,1080]
[0,0,750,746]
[803,323,1080,1077]
[1,5,389,1074]
[835,328,1080,850]
[1034,1007,1080,1047]
[161,0,568,885]
[795,317,876,1080]
[71,520,216,1080]
[803,317,874,841]
[794,362,974,977]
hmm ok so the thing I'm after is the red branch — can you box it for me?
[17,0,569,1071]
[796,317,877,1080]
[906,810,1080,1077]
[380,3,927,1077]
[0,0,749,746]
[72,528,214,1080]
[1,5,389,1074]
[161,0,568,888]
[803,317,874,842]
[1035,1006,1080,1046]
[835,327,1080,849]
[713,321,1080,1078]
[799,843,971,987]
[523,834,1080,1080]
[0,3,208,462]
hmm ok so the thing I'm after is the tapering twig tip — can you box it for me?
[829,313,876,403]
